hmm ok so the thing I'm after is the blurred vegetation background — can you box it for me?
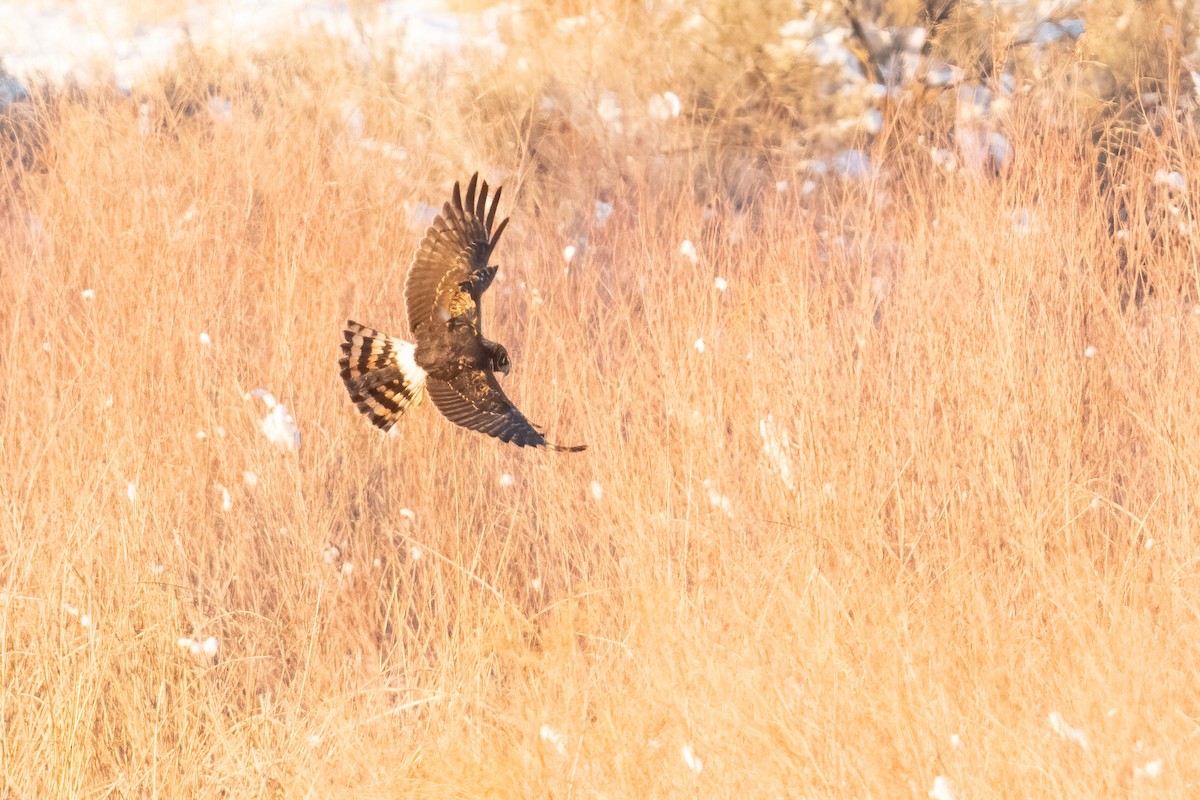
[3,1,1200,797]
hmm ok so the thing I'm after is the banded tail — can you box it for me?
[339,320,428,432]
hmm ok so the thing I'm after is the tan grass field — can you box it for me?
[2,20,1200,799]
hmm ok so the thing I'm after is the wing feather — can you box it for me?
[426,370,586,451]
[406,173,508,336]
[486,186,503,230]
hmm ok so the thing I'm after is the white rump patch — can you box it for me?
[394,338,428,389]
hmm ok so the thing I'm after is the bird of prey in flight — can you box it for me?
[339,173,586,452]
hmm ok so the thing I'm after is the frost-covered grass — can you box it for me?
[2,10,1200,799]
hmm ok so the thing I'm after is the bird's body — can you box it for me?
[412,319,506,381]
[339,173,585,452]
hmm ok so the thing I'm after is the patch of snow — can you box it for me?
[0,0,509,89]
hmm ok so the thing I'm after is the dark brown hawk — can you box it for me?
[339,173,586,452]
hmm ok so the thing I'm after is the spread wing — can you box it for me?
[405,173,509,337]
[426,370,586,452]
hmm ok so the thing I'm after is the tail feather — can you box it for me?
[339,320,427,432]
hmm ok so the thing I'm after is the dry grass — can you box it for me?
[2,19,1200,799]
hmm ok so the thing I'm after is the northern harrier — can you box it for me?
[339,174,586,452]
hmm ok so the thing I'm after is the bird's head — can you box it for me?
[487,341,511,376]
